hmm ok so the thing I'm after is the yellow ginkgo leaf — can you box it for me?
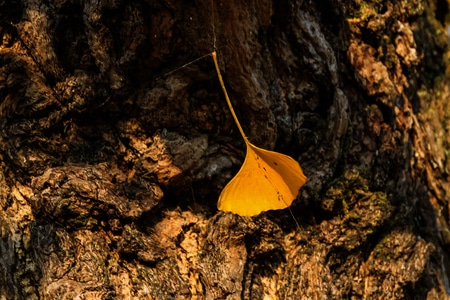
[218,141,307,216]
[212,51,307,216]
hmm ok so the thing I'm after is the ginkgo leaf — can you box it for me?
[218,141,307,216]
[212,51,307,216]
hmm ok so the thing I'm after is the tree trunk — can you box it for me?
[1,0,449,299]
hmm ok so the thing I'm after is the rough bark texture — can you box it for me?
[1,0,450,299]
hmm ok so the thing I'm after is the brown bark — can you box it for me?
[0,0,449,299]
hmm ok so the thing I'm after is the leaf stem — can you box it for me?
[212,51,249,143]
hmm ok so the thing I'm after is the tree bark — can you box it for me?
[1,0,449,299]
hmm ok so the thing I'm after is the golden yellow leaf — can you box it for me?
[212,51,307,216]
[218,141,307,216]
